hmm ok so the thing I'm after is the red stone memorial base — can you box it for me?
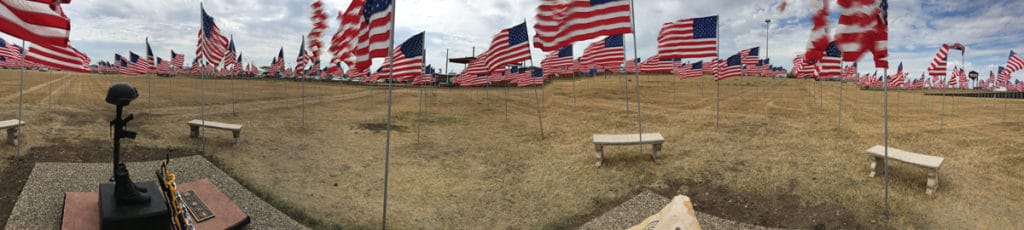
[61,179,250,230]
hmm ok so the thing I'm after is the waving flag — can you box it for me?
[888,62,905,88]
[329,0,393,71]
[532,0,632,52]
[0,0,72,46]
[639,55,677,73]
[128,52,146,75]
[145,37,155,73]
[482,22,532,73]
[456,52,491,84]
[117,54,131,75]
[678,61,703,79]
[0,38,23,60]
[196,4,230,67]
[518,68,545,87]
[295,38,309,75]
[580,35,624,69]
[740,47,759,66]
[624,58,639,74]
[715,53,742,81]
[370,32,424,82]
[927,44,949,77]
[835,0,888,68]
[223,36,238,71]
[157,57,170,74]
[815,42,841,79]
[804,0,831,63]
[171,50,185,70]
[25,42,89,72]
[541,45,574,75]
[999,50,1024,86]
[308,0,328,64]
[657,15,718,59]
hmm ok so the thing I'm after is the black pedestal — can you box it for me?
[98,181,171,230]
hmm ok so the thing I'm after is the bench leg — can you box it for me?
[869,156,883,178]
[927,169,939,196]
[6,127,18,146]
[232,131,241,145]
[594,144,604,167]
[651,143,662,163]
[189,125,199,139]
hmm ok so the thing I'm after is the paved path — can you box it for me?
[5,155,307,229]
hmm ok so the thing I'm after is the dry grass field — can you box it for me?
[0,68,1022,229]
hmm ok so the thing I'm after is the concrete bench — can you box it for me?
[188,120,242,145]
[592,133,664,167]
[0,119,25,146]
[866,145,944,196]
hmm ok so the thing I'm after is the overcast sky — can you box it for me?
[3,0,1024,81]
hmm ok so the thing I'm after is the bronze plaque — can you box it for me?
[182,190,215,222]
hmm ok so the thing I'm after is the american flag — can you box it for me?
[223,37,238,71]
[703,58,719,74]
[196,4,230,68]
[157,57,170,74]
[927,44,949,77]
[678,61,703,79]
[456,52,490,83]
[835,0,888,68]
[145,37,155,73]
[411,65,436,86]
[740,47,759,66]
[814,42,842,79]
[0,38,21,60]
[518,68,545,87]
[171,50,185,70]
[117,54,131,75]
[715,53,742,81]
[25,42,89,72]
[580,35,624,69]
[295,38,309,75]
[346,66,370,78]
[657,15,718,59]
[307,0,328,66]
[371,32,424,82]
[541,45,574,76]
[999,50,1024,86]
[792,55,814,78]
[126,52,145,75]
[532,0,632,52]
[888,62,905,88]
[639,55,677,73]
[481,22,532,73]
[842,62,858,81]
[804,0,830,63]
[233,53,243,73]
[329,0,393,71]
[0,0,72,46]
[947,67,960,87]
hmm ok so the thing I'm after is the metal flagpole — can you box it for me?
[715,15,720,129]
[524,21,544,140]
[940,74,946,130]
[838,67,844,130]
[149,74,153,114]
[48,71,53,113]
[628,0,644,159]
[381,3,397,229]
[201,60,206,154]
[572,69,576,109]
[765,18,771,118]
[16,40,25,158]
[419,31,427,143]
[882,67,891,219]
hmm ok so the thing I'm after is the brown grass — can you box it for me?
[0,69,1022,229]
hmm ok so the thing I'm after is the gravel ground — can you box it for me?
[4,155,306,229]
[581,190,791,230]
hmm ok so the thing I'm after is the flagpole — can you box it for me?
[838,64,845,130]
[715,15,720,129]
[16,40,25,159]
[48,71,53,113]
[526,21,544,140]
[419,32,427,143]
[381,2,397,229]
[628,0,645,160]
